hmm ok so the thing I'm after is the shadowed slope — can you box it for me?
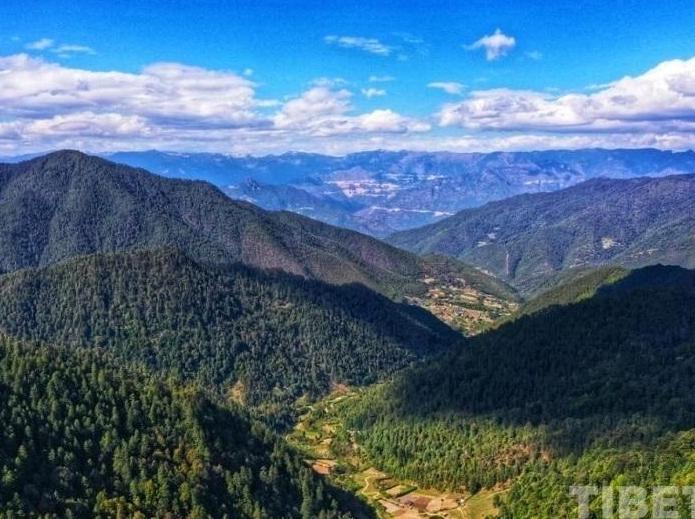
[0,248,457,414]
[340,265,695,516]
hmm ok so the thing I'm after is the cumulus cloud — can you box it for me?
[428,82,465,95]
[0,54,260,128]
[466,29,516,60]
[273,87,352,129]
[4,51,695,155]
[324,35,392,56]
[273,86,428,136]
[361,87,386,98]
[438,56,695,134]
[0,54,429,153]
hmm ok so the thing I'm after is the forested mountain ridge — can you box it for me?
[0,336,371,518]
[103,148,695,236]
[338,265,695,517]
[516,265,630,315]
[0,151,517,331]
[0,150,413,291]
[0,248,457,418]
[389,174,695,293]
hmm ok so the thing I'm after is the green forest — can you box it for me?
[338,265,695,517]
[0,248,455,425]
[0,336,372,518]
[1,151,694,518]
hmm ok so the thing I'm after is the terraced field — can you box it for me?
[287,388,506,518]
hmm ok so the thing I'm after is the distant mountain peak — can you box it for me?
[93,148,695,237]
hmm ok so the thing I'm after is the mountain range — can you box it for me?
[99,148,695,236]
[389,174,695,293]
[0,150,517,331]
[1,149,695,518]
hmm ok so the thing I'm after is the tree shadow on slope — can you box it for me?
[381,265,695,454]
[196,397,379,519]
[0,248,459,418]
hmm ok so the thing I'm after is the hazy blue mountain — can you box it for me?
[104,148,695,236]
[224,178,361,230]
[389,174,695,292]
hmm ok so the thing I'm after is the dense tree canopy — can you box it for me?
[0,248,456,421]
[340,266,695,517]
[0,337,371,518]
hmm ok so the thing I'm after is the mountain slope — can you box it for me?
[389,174,695,292]
[224,178,361,231]
[0,150,414,292]
[516,265,630,315]
[0,151,517,331]
[0,337,369,518]
[339,265,695,517]
[106,148,695,236]
[0,248,456,415]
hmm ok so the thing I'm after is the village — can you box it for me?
[288,388,506,519]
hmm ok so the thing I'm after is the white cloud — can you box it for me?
[0,54,431,154]
[438,56,695,134]
[51,44,96,57]
[465,29,516,60]
[347,131,695,155]
[273,86,428,136]
[361,87,386,98]
[368,75,395,82]
[525,50,543,61]
[4,52,695,155]
[23,112,153,138]
[0,54,260,129]
[428,82,465,95]
[25,38,54,50]
[24,39,95,57]
[353,109,430,133]
[273,87,352,129]
[311,77,348,88]
[324,35,392,56]
[0,54,272,154]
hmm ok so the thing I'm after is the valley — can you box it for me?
[0,151,693,518]
[0,151,513,333]
[409,272,517,334]
[287,387,507,519]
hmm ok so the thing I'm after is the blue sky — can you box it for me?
[2,0,695,155]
